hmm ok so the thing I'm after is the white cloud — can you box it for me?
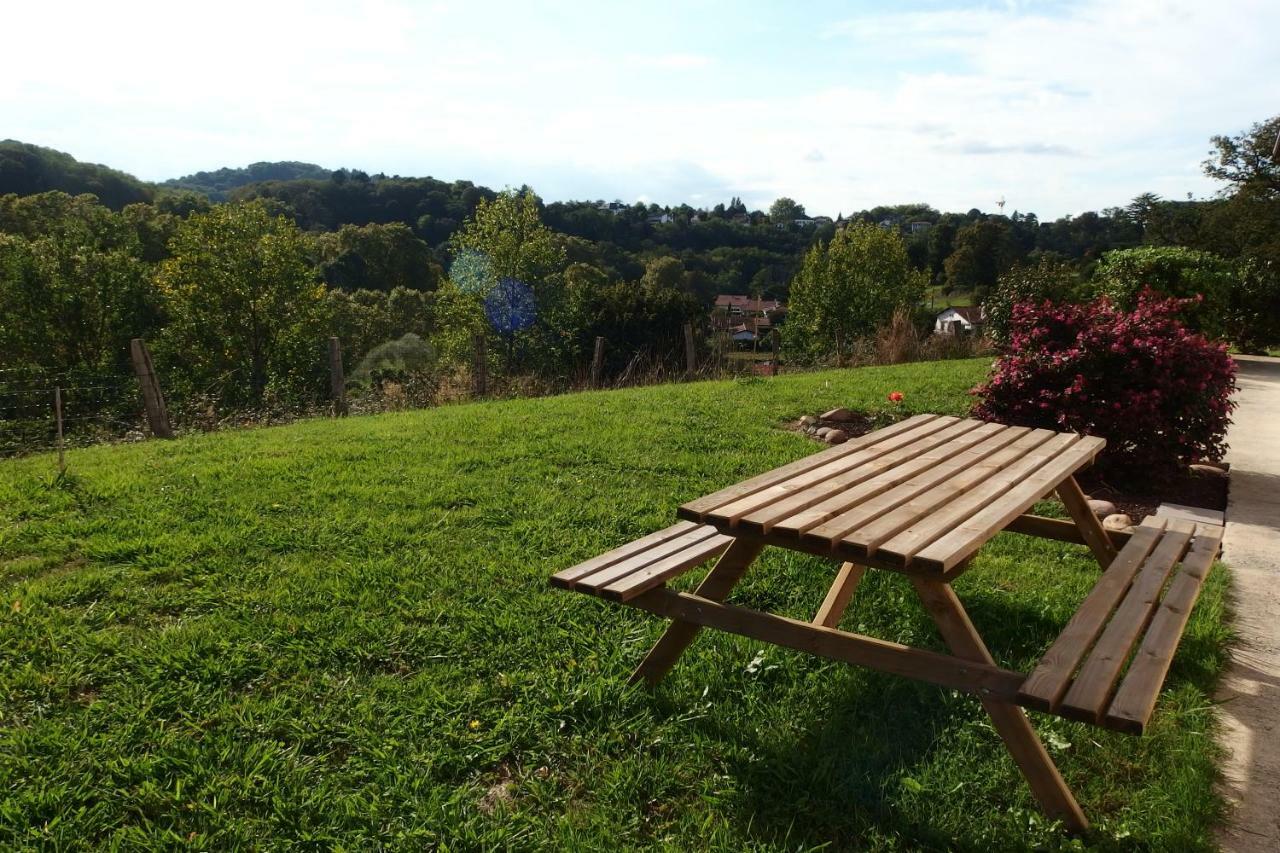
[0,0,1275,218]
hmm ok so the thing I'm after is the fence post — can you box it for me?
[54,386,65,474]
[129,338,174,439]
[684,323,696,379]
[328,336,347,417]
[472,333,488,397]
[591,336,605,389]
[771,329,781,376]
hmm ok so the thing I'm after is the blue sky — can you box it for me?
[3,0,1276,218]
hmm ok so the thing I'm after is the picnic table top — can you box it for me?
[677,413,1106,575]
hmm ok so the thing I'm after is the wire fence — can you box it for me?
[0,367,146,459]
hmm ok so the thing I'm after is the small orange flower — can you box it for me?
[888,391,905,403]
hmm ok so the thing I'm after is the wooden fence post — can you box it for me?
[472,333,488,397]
[684,323,697,379]
[129,338,174,438]
[771,329,781,376]
[591,336,605,389]
[328,336,347,417]
[54,387,65,474]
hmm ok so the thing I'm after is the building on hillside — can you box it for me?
[934,305,985,335]
[713,294,785,350]
[646,213,673,224]
[908,221,932,234]
[714,294,784,317]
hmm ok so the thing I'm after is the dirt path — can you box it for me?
[1216,355,1280,852]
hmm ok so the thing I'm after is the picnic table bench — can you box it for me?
[551,414,1223,833]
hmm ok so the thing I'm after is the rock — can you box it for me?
[821,407,855,422]
[799,415,818,428]
[1102,513,1133,532]
[815,427,832,439]
[1086,499,1116,518]
[825,429,848,445]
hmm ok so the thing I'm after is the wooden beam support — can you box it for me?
[911,579,1088,833]
[1006,513,1131,550]
[629,587,1027,699]
[813,562,865,628]
[628,538,763,687]
[1055,475,1117,568]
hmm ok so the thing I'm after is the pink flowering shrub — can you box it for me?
[972,291,1237,483]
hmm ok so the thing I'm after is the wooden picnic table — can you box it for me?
[552,413,1223,833]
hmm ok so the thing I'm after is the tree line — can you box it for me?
[1,114,1277,422]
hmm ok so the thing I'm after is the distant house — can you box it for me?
[934,305,985,335]
[908,221,932,234]
[646,213,673,224]
[597,201,628,215]
[714,294,784,316]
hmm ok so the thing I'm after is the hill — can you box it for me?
[0,140,152,209]
[0,361,1227,849]
[161,161,332,201]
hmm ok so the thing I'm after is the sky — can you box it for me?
[2,0,1276,219]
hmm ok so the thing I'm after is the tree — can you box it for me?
[0,192,157,373]
[317,222,441,292]
[1203,115,1280,197]
[944,219,1019,293]
[446,189,567,371]
[785,222,927,360]
[154,201,330,407]
[1091,246,1236,340]
[984,257,1079,347]
[769,197,805,224]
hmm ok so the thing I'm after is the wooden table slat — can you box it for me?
[788,424,1034,544]
[677,413,939,521]
[705,416,961,525]
[903,436,1107,572]
[836,429,1065,559]
[736,419,992,534]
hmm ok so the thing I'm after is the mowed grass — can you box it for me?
[0,360,1230,850]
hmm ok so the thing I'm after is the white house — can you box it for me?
[934,305,985,335]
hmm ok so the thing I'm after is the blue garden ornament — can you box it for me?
[484,277,537,336]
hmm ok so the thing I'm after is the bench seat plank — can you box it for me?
[1104,525,1223,733]
[550,521,703,587]
[599,534,734,601]
[1018,522,1167,711]
[1057,527,1193,723]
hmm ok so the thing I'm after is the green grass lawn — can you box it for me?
[0,360,1230,850]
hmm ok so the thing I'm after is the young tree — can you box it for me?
[154,201,330,407]
[1091,246,1236,340]
[786,222,927,360]
[769,197,805,224]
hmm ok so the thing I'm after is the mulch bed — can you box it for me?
[1076,464,1229,523]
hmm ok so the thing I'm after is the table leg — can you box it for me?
[813,562,866,628]
[1056,475,1118,568]
[629,538,764,687]
[910,578,1089,833]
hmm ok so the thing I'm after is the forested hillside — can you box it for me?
[161,162,332,201]
[0,140,153,210]
[1,115,1277,435]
